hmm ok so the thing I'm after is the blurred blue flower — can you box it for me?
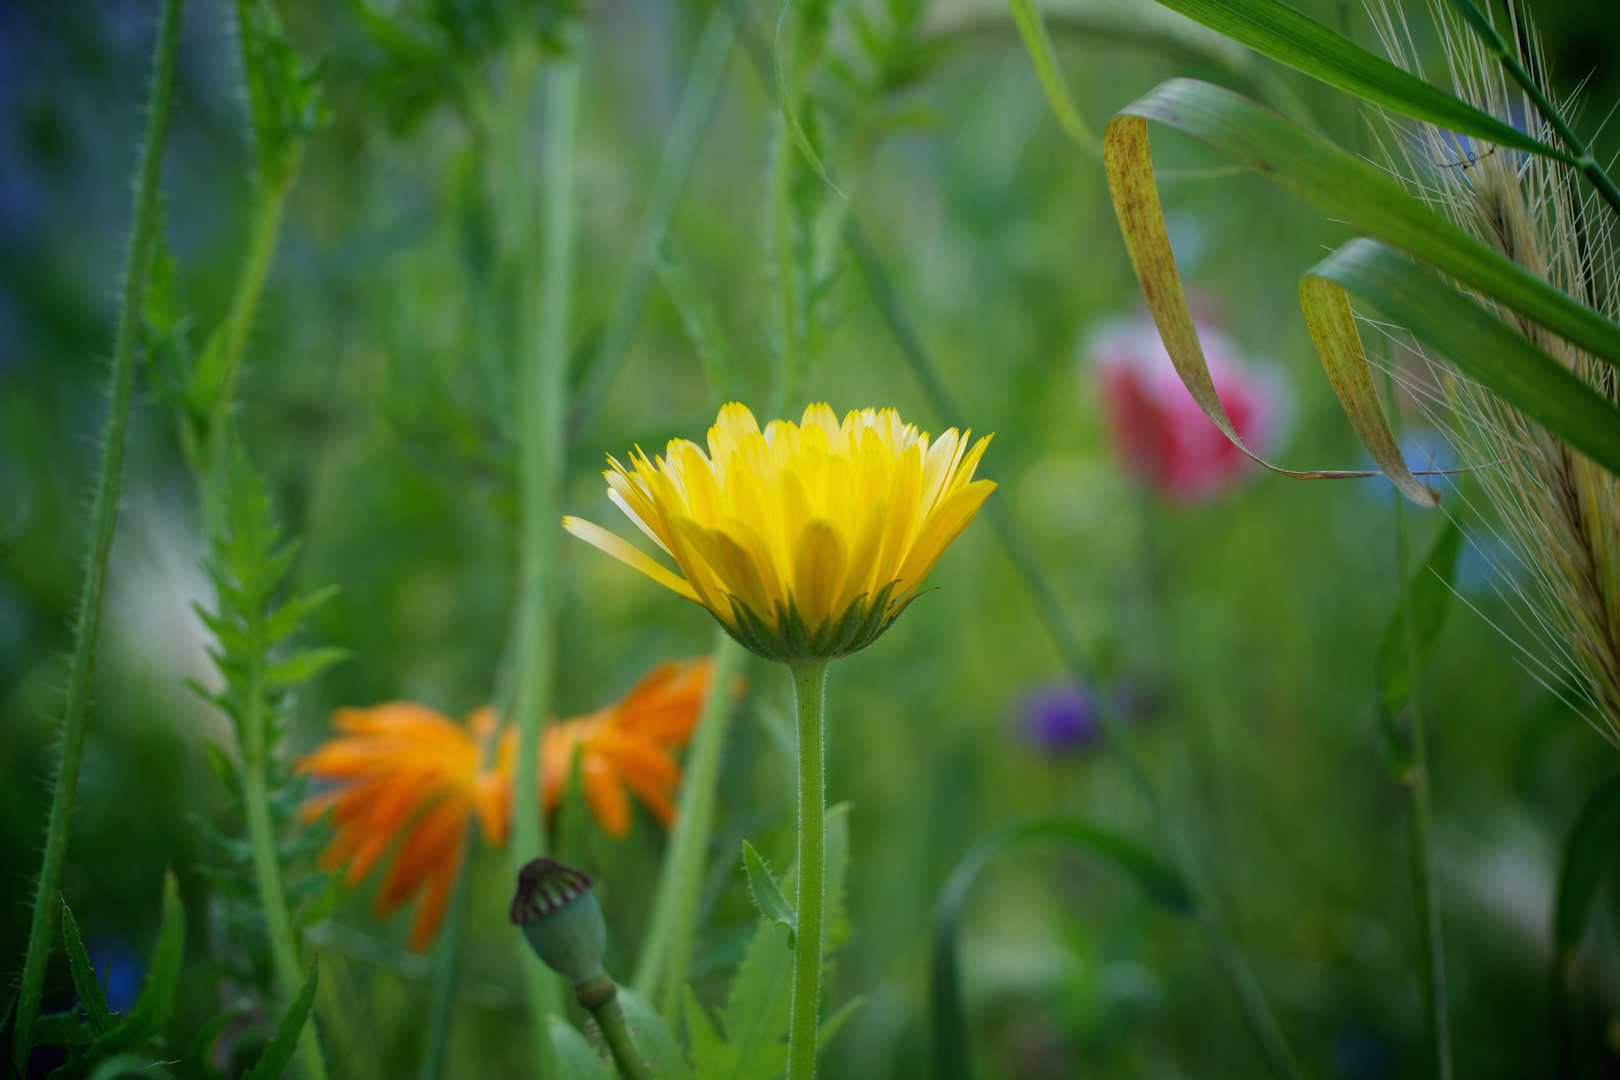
[90,939,143,1015]
[1018,683,1101,755]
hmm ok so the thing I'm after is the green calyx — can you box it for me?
[511,858,606,986]
[720,581,923,664]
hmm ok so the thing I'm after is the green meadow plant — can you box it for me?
[14,0,1620,1076]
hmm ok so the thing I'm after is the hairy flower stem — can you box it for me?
[11,0,184,1066]
[1442,0,1620,221]
[510,47,579,1071]
[785,661,829,1080]
[632,631,745,1017]
[242,633,328,1080]
[417,822,479,1080]
[848,220,1301,1080]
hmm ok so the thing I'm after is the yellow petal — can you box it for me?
[792,519,848,630]
[893,479,996,598]
[562,517,700,603]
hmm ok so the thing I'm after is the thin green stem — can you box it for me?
[848,220,1301,1080]
[242,597,328,1080]
[768,121,800,419]
[11,0,185,1065]
[786,661,828,1080]
[586,994,655,1080]
[1387,368,1452,1080]
[186,181,290,533]
[417,822,479,1080]
[568,4,735,436]
[631,632,745,1016]
[510,48,581,1074]
[1442,0,1620,221]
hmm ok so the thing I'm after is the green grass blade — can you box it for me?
[242,955,319,1080]
[1377,518,1464,714]
[1554,776,1620,963]
[931,815,1193,1080]
[1552,776,1620,1075]
[1307,239,1620,477]
[1299,275,1437,505]
[62,904,115,1035]
[1144,0,1569,162]
[1005,0,1101,154]
[1113,81,1620,369]
[1104,111,1394,486]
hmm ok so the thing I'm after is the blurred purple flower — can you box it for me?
[1018,683,1101,755]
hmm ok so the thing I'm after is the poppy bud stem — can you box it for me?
[575,975,653,1080]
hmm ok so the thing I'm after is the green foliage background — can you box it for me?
[2,0,1617,1075]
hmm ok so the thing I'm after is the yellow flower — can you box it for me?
[563,402,995,662]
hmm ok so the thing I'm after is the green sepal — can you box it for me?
[717,580,915,663]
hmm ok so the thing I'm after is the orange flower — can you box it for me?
[297,703,511,950]
[542,659,715,838]
[297,658,718,948]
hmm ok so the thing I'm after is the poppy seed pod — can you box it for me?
[510,858,606,988]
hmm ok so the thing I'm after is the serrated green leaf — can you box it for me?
[720,922,795,1080]
[242,954,317,1080]
[90,872,184,1059]
[263,585,339,645]
[547,1016,614,1080]
[617,989,691,1080]
[656,246,739,402]
[931,815,1193,1080]
[823,802,851,951]
[682,987,727,1077]
[85,1054,149,1080]
[62,904,115,1036]
[185,1003,245,1080]
[816,995,863,1049]
[32,1011,95,1051]
[742,842,797,948]
[1377,516,1465,713]
[1143,0,1568,162]
[263,647,349,688]
[1307,239,1620,478]
[1005,0,1100,153]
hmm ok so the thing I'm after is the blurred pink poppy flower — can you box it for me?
[1086,311,1288,503]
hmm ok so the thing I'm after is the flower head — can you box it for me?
[1018,683,1101,755]
[510,858,606,987]
[563,402,996,663]
[297,658,715,948]
[296,703,511,950]
[1087,312,1287,502]
[543,659,715,838]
